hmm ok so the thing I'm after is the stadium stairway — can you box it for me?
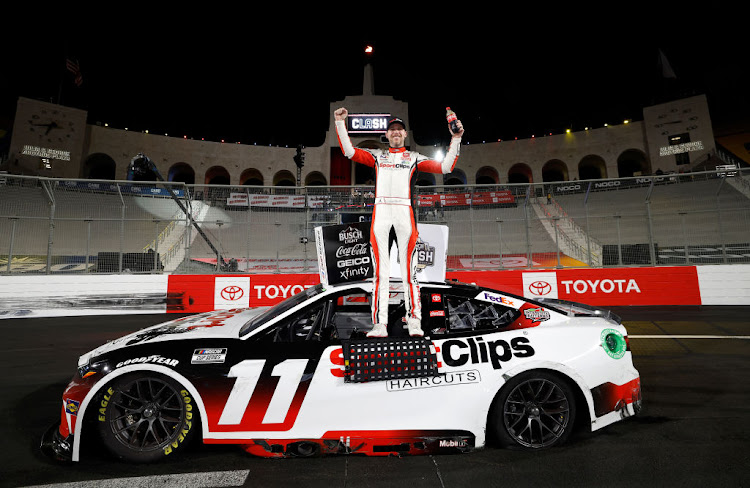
[531,196,603,266]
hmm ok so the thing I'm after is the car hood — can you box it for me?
[78,307,270,366]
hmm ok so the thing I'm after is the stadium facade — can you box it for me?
[5,63,718,185]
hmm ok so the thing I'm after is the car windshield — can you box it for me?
[239,283,324,336]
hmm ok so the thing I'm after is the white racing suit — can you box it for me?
[335,120,461,330]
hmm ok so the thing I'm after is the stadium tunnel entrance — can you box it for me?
[508,163,533,183]
[579,155,608,180]
[168,162,195,184]
[542,159,569,182]
[617,149,651,177]
[82,153,116,180]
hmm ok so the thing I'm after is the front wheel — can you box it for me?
[96,373,198,462]
[490,371,576,449]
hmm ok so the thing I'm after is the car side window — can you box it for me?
[329,292,374,340]
[269,301,329,343]
[440,293,519,335]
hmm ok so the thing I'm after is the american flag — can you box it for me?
[66,58,83,86]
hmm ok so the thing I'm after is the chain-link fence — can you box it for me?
[1,169,749,274]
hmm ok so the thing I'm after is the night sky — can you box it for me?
[2,14,747,151]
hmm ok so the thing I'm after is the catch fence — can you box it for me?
[1,169,749,275]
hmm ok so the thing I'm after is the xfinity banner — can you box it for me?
[315,222,374,286]
[314,222,448,286]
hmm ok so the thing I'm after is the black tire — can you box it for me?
[96,372,198,463]
[489,371,576,449]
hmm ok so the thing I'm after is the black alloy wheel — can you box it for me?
[491,371,576,449]
[97,373,197,462]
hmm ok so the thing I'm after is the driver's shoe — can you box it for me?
[407,318,424,337]
[367,323,388,338]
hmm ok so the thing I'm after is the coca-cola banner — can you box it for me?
[315,222,374,286]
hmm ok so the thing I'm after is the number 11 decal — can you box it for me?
[218,359,309,426]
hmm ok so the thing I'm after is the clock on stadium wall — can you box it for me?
[11,97,88,176]
[26,107,77,145]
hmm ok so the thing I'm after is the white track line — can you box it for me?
[20,469,250,488]
[630,335,750,339]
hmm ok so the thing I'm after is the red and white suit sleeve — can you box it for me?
[335,120,376,166]
[416,136,462,174]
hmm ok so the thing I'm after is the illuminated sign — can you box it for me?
[659,141,704,157]
[22,145,70,161]
[347,114,390,134]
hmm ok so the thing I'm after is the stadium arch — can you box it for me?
[273,170,296,186]
[205,166,230,185]
[476,166,499,184]
[542,159,569,182]
[415,172,436,186]
[508,163,533,183]
[578,155,607,180]
[617,149,651,177]
[82,153,116,180]
[240,168,264,185]
[443,168,467,186]
[305,171,327,186]
[168,162,195,184]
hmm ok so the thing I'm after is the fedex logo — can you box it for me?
[475,291,521,309]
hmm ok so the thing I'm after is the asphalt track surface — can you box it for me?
[2,306,749,488]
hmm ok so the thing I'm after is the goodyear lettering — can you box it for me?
[442,337,534,370]
[116,355,179,368]
[165,390,193,456]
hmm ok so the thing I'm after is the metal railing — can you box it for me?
[1,168,749,274]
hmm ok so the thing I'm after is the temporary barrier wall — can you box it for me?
[1,265,748,319]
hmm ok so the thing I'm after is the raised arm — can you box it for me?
[334,107,376,167]
[417,117,463,174]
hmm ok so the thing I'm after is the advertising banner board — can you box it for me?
[315,222,448,286]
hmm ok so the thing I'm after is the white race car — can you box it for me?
[43,280,641,463]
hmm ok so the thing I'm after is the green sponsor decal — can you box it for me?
[601,328,627,359]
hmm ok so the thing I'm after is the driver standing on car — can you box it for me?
[334,108,464,338]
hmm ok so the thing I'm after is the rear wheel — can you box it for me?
[490,371,576,449]
[96,373,197,462]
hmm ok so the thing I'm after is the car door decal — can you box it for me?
[217,358,310,429]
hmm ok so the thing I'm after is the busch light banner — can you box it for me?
[315,222,374,286]
[314,222,448,286]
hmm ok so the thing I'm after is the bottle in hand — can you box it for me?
[446,107,460,134]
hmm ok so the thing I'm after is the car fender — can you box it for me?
[72,364,208,462]
[486,360,596,426]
